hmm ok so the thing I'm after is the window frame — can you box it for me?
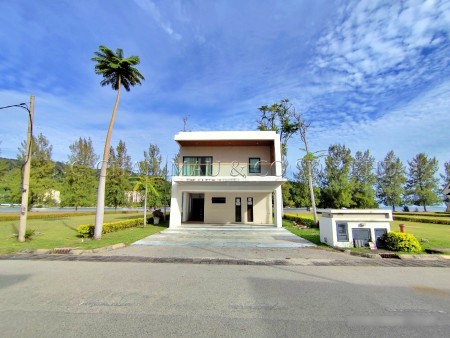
[336,222,349,242]
[248,157,261,174]
[182,156,213,176]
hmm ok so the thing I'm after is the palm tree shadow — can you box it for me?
[10,222,18,235]
[61,221,77,231]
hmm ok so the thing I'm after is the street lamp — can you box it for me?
[0,96,34,242]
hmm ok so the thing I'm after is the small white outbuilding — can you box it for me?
[319,209,392,248]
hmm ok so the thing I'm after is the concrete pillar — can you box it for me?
[169,182,182,228]
[274,186,283,228]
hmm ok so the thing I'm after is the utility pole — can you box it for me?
[18,96,34,242]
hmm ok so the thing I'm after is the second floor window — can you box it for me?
[182,156,212,176]
[249,157,261,174]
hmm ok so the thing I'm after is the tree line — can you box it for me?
[283,146,449,211]
[0,134,170,211]
[257,99,449,213]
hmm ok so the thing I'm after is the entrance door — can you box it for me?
[247,197,253,222]
[191,198,204,221]
[235,197,242,222]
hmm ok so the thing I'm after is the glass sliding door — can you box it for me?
[182,156,212,176]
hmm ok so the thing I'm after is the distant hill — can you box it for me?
[0,157,66,169]
[0,157,21,170]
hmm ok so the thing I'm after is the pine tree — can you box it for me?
[405,153,441,211]
[376,151,406,211]
[105,141,132,210]
[320,144,354,208]
[440,160,450,212]
[351,150,377,208]
[61,137,99,210]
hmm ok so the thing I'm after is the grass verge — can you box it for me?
[0,212,167,255]
[283,219,323,246]
[283,213,450,252]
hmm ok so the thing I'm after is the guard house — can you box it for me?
[169,131,286,228]
[319,209,393,248]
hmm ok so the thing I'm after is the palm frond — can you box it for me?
[92,45,144,91]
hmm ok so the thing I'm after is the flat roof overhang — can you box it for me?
[172,177,286,192]
[174,131,278,147]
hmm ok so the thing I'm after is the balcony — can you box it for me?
[172,161,281,178]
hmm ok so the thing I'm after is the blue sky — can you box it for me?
[0,0,449,178]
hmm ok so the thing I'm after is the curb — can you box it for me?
[1,254,450,267]
[25,243,127,256]
[332,246,450,261]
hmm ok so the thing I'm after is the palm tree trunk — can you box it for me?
[94,79,121,239]
[303,141,318,225]
[307,160,318,225]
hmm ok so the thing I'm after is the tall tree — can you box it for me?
[376,151,406,211]
[15,133,55,208]
[405,153,441,211]
[441,160,450,212]
[61,137,99,210]
[351,150,377,208]
[134,144,169,211]
[293,159,321,209]
[105,141,132,210]
[320,144,354,208]
[92,45,144,239]
[257,99,298,160]
[293,111,321,223]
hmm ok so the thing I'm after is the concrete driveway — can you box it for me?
[134,224,316,248]
[93,224,372,264]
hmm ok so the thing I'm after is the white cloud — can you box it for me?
[134,0,182,40]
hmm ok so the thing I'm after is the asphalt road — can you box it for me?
[1,260,449,337]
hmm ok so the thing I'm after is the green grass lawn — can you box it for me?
[283,220,323,246]
[0,212,167,255]
[390,220,450,250]
[283,211,450,252]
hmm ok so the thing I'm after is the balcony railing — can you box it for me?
[172,161,281,178]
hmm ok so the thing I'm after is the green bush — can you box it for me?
[24,229,35,240]
[76,224,94,238]
[283,214,318,228]
[76,218,145,238]
[382,232,422,253]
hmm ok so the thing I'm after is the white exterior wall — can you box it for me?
[203,192,272,224]
[319,209,392,248]
[179,146,273,177]
[169,131,284,228]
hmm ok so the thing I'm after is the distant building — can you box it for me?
[443,182,450,197]
[169,131,285,228]
[443,182,450,211]
[44,189,61,205]
[125,191,144,204]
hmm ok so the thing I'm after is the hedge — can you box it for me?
[393,215,450,225]
[76,213,170,238]
[77,218,145,238]
[394,212,450,218]
[283,214,318,228]
[0,210,140,222]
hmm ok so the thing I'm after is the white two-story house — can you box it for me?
[169,131,286,228]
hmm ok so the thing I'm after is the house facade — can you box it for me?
[169,131,285,228]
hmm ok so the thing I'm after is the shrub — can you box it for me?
[382,232,422,253]
[152,209,164,218]
[76,224,95,238]
[24,229,36,240]
[76,218,145,238]
[283,214,318,228]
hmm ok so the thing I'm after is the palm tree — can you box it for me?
[91,45,144,239]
